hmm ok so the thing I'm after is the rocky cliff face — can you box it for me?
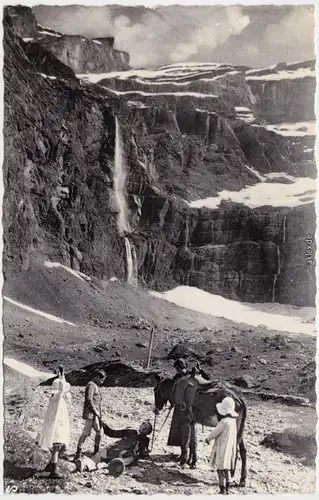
[3,14,316,307]
[246,61,316,123]
[5,6,130,73]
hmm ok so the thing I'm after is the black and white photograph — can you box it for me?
[2,1,317,495]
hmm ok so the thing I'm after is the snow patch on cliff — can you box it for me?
[38,30,61,37]
[38,73,57,81]
[253,121,316,137]
[103,87,218,99]
[246,67,315,81]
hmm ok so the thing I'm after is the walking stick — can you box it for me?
[151,412,157,451]
[154,406,173,443]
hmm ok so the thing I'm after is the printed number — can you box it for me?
[5,484,18,494]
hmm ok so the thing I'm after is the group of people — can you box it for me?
[159,358,239,495]
[37,361,239,495]
[37,366,152,479]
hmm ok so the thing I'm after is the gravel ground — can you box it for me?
[5,384,317,495]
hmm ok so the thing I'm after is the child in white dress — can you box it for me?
[38,365,71,479]
[205,397,238,494]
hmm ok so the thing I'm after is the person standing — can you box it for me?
[38,365,71,479]
[168,360,210,447]
[74,370,106,461]
[205,397,238,495]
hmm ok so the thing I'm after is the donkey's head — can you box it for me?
[154,377,174,411]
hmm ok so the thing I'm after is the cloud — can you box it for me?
[169,6,250,63]
[33,5,314,69]
[34,5,250,68]
[264,7,314,51]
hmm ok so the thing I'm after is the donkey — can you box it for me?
[154,377,247,487]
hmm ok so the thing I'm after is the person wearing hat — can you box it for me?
[74,369,106,461]
[205,397,238,495]
[173,359,210,382]
[75,420,153,473]
[173,358,189,380]
[165,360,210,459]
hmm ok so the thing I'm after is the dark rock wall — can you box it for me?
[248,76,316,123]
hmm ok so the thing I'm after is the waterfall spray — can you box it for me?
[113,116,138,286]
[272,245,281,303]
[124,237,138,287]
[114,116,130,235]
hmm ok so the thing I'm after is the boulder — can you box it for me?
[233,375,256,389]
[260,428,316,466]
[41,361,161,388]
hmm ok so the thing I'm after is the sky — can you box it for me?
[33,4,315,69]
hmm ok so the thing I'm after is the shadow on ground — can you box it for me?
[132,459,214,487]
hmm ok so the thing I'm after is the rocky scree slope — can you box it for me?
[3,15,316,306]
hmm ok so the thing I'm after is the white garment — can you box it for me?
[38,376,71,450]
[207,416,237,470]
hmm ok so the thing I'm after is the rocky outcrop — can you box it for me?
[5,6,130,73]
[23,40,79,83]
[4,5,38,38]
[234,122,316,178]
[246,61,316,123]
[3,17,316,307]
[38,35,130,73]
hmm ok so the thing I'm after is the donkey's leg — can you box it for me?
[186,423,193,466]
[239,440,247,487]
[189,424,197,469]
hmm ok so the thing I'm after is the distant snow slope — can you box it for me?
[3,296,76,326]
[150,286,316,336]
[253,121,316,137]
[4,357,52,379]
[44,261,92,282]
[188,177,316,209]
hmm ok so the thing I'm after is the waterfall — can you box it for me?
[186,252,195,286]
[184,218,189,249]
[114,116,130,234]
[113,117,139,286]
[272,245,281,303]
[124,237,138,287]
[282,216,287,244]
